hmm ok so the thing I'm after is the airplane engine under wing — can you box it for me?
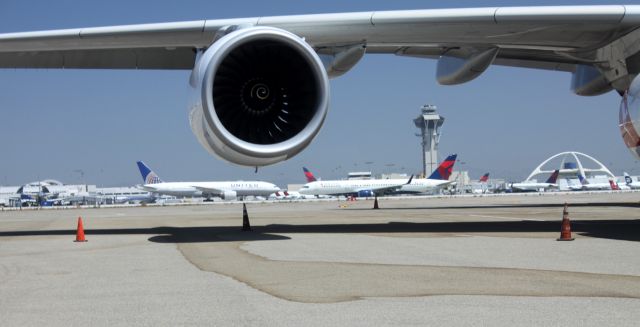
[620,74,640,160]
[221,190,237,200]
[189,26,330,167]
[571,65,613,96]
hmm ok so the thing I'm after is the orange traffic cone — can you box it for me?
[74,216,87,242]
[557,203,574,241]
[373,196,379,209]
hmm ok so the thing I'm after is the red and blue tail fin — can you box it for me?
[545,170,559,184]
[479,173,490,182]
[427,154,457,180]
[303,167,317,182]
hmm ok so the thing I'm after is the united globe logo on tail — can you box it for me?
[145,172,162,184]
[136,161,163,185]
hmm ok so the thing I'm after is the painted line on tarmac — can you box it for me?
[468,214,544,222]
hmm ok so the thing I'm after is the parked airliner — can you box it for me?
[299,155,456,197]
[510,170,559,192]
[136,161,280,200]
[570,174,618,191]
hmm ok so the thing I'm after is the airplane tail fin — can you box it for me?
[136,161,163,184]
[427,154,457,180]
[609,180,620,190]
[303,167,317,182]
[545,170,560,184]
[578,174,589,186]
[624,172,633,185]
[479,173,489,182]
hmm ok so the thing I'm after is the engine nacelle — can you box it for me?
[357,190,374,198]
[571,65,613,96]
[189,26,330,166]
[221,190,237,200]
[620,74,640,159]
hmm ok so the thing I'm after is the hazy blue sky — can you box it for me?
[1,0,640,187]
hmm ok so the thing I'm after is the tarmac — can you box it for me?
[1,192,639,326]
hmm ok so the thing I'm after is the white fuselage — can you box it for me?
[141,181,280,198]
[510,182,557,192]
[624,175,640,189]
[569,182,612,191]
[626,181,640,189]
[299,178,449,196]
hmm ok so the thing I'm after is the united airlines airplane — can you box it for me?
[299,154,456,197]
[136,161,280,200]
[572,174,618,191]
[2,6,640,165]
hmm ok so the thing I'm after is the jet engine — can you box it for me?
[620,75,640,159]
[357,190,375,198]
[189,26,330,167]
[221,190,237,201]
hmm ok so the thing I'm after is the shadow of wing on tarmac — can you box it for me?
[261,220,640,242]
[0,220,639,242]
[345,201,640,210]
[0,226,289,243]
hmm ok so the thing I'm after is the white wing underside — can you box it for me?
[192,186,224,194]
[1,5,640,73]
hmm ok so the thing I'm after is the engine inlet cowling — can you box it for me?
[189,26,329,167]
[620,75,640,159]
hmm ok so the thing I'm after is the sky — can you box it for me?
[1,0,640,188]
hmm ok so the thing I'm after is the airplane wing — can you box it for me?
[0,6,636,75]
[3,5,640,166]
[138,185,159,192]
[192,186,224,195]
[355,176,414,195]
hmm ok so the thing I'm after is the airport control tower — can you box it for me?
[414,104,445,177]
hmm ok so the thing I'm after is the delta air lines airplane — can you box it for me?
[299,154,456,197]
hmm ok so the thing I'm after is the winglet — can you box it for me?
[479,173,490,182]
[136,161,163,184]
[405,175,414,185]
